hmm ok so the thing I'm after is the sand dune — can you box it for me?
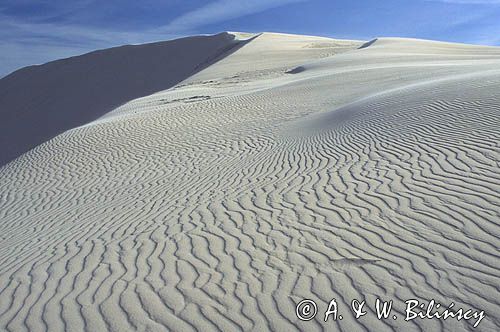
[0,32,499,331]
[0,32,251,167]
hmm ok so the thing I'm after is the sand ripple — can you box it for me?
[0,34,499,331]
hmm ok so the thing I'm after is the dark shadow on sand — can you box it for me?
[0,32,254,167]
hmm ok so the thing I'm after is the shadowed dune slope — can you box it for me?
[0,32,251,166]
[0,33,499,331]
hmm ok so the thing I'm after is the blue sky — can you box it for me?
[1,0,500,77]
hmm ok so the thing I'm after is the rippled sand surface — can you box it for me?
[1,32,499,331]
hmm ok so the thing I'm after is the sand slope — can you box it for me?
[0,33,499,331]
[0,32,250,167]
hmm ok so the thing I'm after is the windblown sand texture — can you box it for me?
[0,32,499,331]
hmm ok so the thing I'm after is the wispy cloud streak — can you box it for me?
[158,0,306,33]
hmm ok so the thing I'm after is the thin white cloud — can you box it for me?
[158,0,306,33]
[0,15,158,46]
[0,0,96,21]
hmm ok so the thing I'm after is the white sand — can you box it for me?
[0,32,499,331]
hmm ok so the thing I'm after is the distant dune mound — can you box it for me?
[0,32,250,166]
